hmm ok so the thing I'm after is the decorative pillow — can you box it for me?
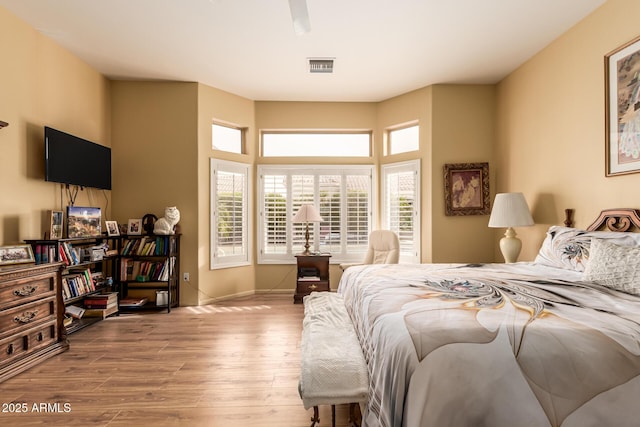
[534,226,640,272]
[582,239,640,295]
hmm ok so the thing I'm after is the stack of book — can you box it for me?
[83,292,118,318]
[119,297,148,308]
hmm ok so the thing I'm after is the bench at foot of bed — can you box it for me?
[298,292,368,427]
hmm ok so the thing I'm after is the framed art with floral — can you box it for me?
[606,35,640,176]
[444,162,490,216]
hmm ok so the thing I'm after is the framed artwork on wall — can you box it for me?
[0,245,35,266]
[67,206,102,238]
[605,35,640,176]
[444,162,490,216]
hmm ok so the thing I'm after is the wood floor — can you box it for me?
[0,294,356,426]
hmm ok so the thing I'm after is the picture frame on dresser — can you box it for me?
[0,244,35,266]
[605,34,640,176]
[443,162,490,216]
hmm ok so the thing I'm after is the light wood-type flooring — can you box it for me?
[0,294,357,426]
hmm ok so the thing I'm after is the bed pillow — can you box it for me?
[582,239,640,295]
[534,225,640,272]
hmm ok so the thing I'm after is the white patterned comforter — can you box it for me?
[337,263,640,427]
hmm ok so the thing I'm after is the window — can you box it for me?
[258,165,375,263]
[210,159,251,268]
[388,124,419,155]
[381,160,420,263]
[261,131,371,157]
[212,122,244,154]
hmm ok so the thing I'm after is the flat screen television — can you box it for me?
[44,126,112,190]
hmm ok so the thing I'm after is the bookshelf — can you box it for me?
[25,236,119,334]
[117,234,180,313]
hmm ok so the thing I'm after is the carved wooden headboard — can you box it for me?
[586,208,640,232]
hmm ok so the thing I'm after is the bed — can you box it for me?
[337,209,640,427]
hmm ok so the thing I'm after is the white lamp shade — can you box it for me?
[293,204,323,223]
[488,193,534,228]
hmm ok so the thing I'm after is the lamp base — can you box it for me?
[499,227,522,263]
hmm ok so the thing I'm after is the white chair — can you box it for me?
[340,230,400,270]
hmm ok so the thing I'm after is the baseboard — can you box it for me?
[255,289,294,294]
[198,289,255,305]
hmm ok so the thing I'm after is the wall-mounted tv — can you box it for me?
[45,126,112,190]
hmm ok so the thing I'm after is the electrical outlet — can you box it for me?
[183,272,190,282]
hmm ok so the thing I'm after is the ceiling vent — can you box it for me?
[309,59,334,73]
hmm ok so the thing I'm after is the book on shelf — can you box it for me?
[119,297,148,307]
[61,268,95,300]
[83,292,118,309]
[65,305,85,319]
[120,257,174,282]
[83,304,118,318]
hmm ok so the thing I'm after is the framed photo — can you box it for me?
[105,220,120,237]
[67,206,102,238]
[444,162,490,216]
[0,244,35,266]
[606,35,640,176]
[127,219,142,235]
[48,210,64,239]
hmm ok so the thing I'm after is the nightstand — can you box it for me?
[294,254,331,304]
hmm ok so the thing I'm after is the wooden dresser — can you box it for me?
[0,263,68,382]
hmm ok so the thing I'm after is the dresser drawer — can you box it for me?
[0,274,56,310]
[0,320,57,367]
[0,297,56,340]
[296,280,330,294]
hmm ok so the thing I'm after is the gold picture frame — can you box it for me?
[0,244,35,266]
[605,34,640,176]
[444,162,490,216]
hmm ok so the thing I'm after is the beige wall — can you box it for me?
[431,85,496,263]
[197,83,256,303]
[496,0,640,261]
[0,7,111,246]
[110,81,198,305]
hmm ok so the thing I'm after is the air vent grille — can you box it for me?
[309,59,334,73]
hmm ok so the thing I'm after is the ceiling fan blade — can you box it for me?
[288,0,311,35]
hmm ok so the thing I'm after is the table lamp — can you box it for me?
[293,204,323,255]
[488,192,534,263]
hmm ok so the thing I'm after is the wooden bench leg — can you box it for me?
[310,406,319,427]
[348,402,361,427]
[332,405,336,427]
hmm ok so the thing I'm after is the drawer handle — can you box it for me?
[13,310,39,324]
[309,284,317,290]
[7,344,13,355]
[13,285,38,297]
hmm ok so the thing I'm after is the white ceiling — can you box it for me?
[0,0,605,102]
